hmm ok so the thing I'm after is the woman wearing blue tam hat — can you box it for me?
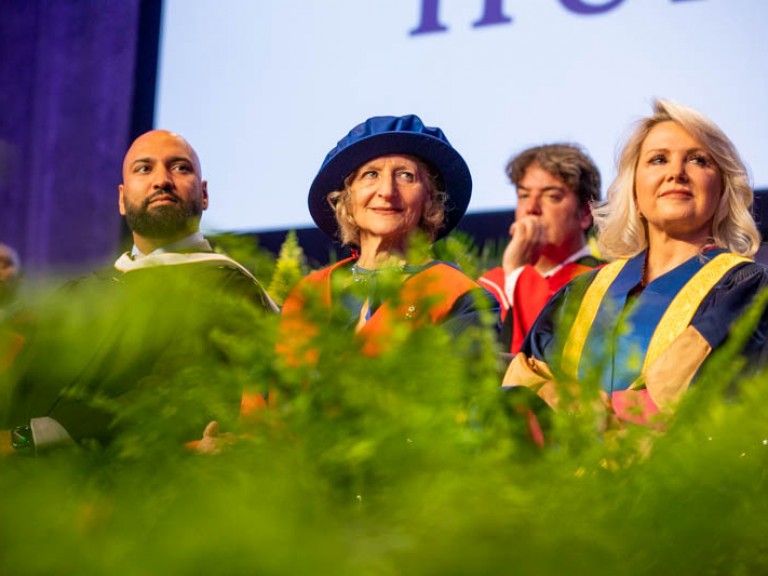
[279,115,499,358]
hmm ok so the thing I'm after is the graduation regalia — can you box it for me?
[503,248,768,422]
[479,254,601,354]
[279,256,497,361]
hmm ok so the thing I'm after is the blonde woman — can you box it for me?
[503,99,768,426]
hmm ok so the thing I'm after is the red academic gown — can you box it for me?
[479,258,600,354]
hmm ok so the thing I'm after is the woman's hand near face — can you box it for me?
[502,215,547,274]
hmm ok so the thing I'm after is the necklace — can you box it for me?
[350,262,428,283]
[350,264,381,283]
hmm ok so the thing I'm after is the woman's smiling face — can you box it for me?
[348,154,429,251]
[635,121,722,244]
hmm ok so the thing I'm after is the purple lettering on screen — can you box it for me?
[412,0,704,36]
[473,0,513,28]
[410,0,449,35]
[559,0,625,15]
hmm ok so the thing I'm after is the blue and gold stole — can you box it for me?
[561,249,750,393]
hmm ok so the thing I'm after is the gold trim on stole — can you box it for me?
[561,259,627,380]
[562,252,749,400]
[638,253,751,378]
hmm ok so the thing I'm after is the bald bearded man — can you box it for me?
[5,131,277,454]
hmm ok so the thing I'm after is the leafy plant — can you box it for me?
[2,238,768,575]
[268,230,308,305]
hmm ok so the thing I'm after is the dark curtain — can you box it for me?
[0,0,145,276]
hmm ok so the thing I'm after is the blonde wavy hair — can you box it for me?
[593,99,760,259]
[326,156,447,247]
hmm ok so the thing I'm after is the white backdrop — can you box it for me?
[156,0,768,234]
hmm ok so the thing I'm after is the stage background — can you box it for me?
[2,0,767,273]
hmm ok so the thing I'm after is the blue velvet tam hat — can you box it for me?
[308,114,472,241]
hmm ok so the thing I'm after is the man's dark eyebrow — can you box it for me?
[168,156,195,168]
[130,156,194,168]
[517,185,566,192]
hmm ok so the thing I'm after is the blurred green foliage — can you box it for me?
[433,230,504,280]
[1,234,767,575]
[211,232,277,288]
[268,230,308,306]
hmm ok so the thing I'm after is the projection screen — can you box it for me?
[156,0,768,234]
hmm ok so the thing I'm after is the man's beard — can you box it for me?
[124,192,203,240]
